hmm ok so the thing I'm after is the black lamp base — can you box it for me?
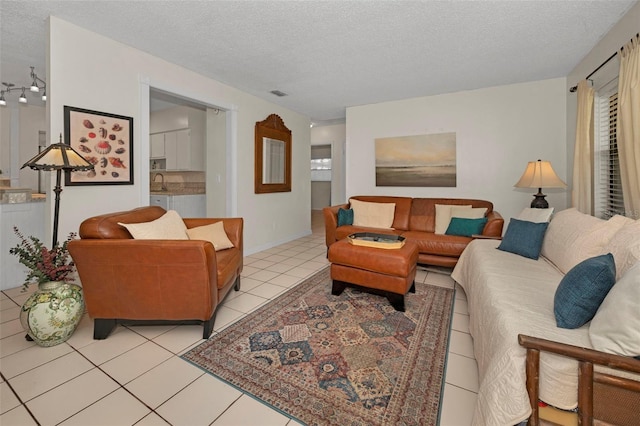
[530,189,549,209]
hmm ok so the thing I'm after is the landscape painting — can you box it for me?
[375,132,457,187]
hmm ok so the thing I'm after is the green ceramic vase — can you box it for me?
[20,281,85,347]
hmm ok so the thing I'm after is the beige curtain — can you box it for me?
[572,80,594,214]
[618,35,640,219]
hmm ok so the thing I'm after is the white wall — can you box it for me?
[346,78,568,223]
[311,123,346,205]
[48,17,311,254]
[565,1,640,206]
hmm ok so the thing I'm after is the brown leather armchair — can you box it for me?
[68,206,243,340]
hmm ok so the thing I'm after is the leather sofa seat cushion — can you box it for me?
[402,230,471,257]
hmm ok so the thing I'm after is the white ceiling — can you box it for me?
[1,1,636,123]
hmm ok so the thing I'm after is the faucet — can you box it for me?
[153,173,168,191]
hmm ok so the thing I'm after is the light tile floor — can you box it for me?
[0,211,478,425]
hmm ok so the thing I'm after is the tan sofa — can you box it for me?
[68,206,243,339]
[323,196,503,267]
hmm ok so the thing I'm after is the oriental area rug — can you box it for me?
[182,266,455,426]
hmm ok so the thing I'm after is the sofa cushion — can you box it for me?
[589,261,640,357]
[434,204,472,234]
[451,206,487,219]
[350,196,412,230]
[403,230,471,257]
[542,209,629,274]
[445,217,488,237]
[497,218,548,259]
[337,208,354,226]
[118,210,188,240]
[350,198,396,228]
[553,253,616,329]
[187,222,234,251]
[606,218,640,280]
[517,207,554,223]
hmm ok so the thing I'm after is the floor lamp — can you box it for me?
[21,134,94,247]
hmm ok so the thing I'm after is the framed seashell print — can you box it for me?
[63,106,134,185]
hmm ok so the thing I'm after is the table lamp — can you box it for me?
[514,159,567,209]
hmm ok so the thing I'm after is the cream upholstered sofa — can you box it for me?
[451,208,640,426]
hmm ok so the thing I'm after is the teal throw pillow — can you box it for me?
[554,253,616,329]
[337,208,353,227]
[497,218,548,259]
[445,217,488,237]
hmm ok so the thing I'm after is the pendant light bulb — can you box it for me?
[0,92,6,106]
[18,88,27,103]
[29,66,40,92]
[41,89,46,102]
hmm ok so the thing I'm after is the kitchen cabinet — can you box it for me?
[149,129,200,171]
[149,194,206,218]
[150,133,165,158]
[150,105,205,171]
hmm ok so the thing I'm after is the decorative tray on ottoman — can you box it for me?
[347,232,405,249]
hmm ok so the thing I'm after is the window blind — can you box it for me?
[594,85,625,219]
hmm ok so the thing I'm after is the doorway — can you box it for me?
[311,144,332,210]
[141,81,237,216]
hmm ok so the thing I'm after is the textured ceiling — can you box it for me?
[0,1,636,123]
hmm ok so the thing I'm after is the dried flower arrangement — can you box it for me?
[9,227,77,291]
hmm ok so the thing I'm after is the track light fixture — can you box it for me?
[0,66,47,106]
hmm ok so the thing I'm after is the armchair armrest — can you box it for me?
[68,239,219,320]
[482,210,504,238]
[323,203,349,248]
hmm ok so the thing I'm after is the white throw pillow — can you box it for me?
[517,207,554,223]
[434,204,472,234]
[186,221,234,251]
[349,199,396,229]
[606,219,640,280]
[450,206,487,219]
[118,210,188,239]
[589,261,640,357]
[541,208,605,274]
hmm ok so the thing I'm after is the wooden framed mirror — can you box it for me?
[255,114,292,193]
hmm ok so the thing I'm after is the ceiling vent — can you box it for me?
[270,90,288,97]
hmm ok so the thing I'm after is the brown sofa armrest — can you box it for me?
[482,210,504,238]
[68,239,219,320]
[323,204,349,247]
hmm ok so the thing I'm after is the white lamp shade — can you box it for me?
[514,160,567,189]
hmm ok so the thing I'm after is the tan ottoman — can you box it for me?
[327,239,419,311]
